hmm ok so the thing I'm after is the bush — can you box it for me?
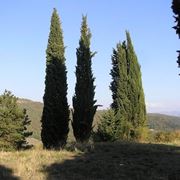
[93,109,117,142]
[132,127,149,142]
[153,131,180,143]
[93,110,149,142]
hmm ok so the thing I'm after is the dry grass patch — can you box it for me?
[0,142,180,180]
[0,147,77,180]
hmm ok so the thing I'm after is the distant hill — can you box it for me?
[148,113,180,131]
[17,99,43,140]
[17,99,180,140]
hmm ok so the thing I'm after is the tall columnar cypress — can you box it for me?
[126,31,146,130]
[115,42,132,138]
[108,32,146,140]
[172,0,180,70]
[41,9,69,149]
[110,42,131,138]
[72,16,97,143]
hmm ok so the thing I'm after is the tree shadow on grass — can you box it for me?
[43,142,180,180]
[0,165,19,180]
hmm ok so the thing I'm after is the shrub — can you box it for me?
[93,110,149,142]
[93,110,117,142]
[154,131,180,143]
[132,127,149,142]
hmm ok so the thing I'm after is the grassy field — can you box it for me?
[6,99,179,179]
[0,142,180,180]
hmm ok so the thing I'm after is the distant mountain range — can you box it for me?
[17,99,180,140]
[158,111,180,117]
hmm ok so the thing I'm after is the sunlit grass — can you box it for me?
[0,145,77,180]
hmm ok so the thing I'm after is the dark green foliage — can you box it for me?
[110,46,120,110]
[97,32,146,141]
[126,31,146,129]
[172,0,180,69]
[41,9,69,149]
[172,0,180,37]
[93,110,117,142]
[0,90,32,151]
[110,42,129,111]
[109,42,132,139]
[72,16,97,143]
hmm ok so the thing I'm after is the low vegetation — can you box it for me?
[151,130,180,145]
[0,146,75,180]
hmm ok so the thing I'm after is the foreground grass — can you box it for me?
[0,147,76,180]
[0,142,180,180]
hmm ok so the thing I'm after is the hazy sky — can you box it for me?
[0,0,179,113]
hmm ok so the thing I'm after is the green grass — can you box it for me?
[0,142,180,179]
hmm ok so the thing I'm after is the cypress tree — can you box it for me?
[115,42,132,138]
[98,32,146,141]
[72,16,97,143]
[110,42,129,113]
[41,9,69,149]
[126,31,146,136]
[110,42,131,139]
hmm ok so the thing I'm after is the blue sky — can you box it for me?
[0,0,179,113]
